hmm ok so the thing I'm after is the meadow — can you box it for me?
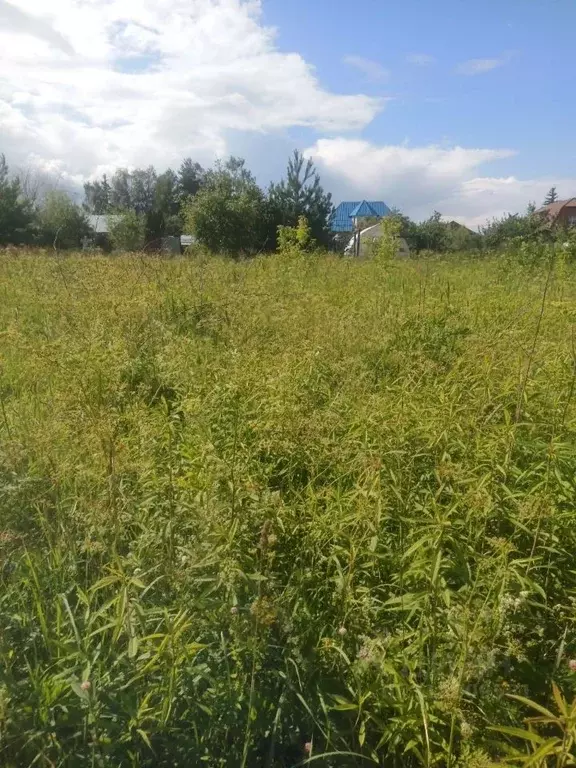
[1,251,576,767]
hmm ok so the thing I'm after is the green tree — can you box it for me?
[544,187,558,206]
[131,167,157,214]
[154,169,182,236]
[83,174,111,214]
[38,190,89,249]
[109,210,146,252]
[414,211,449,252]
[183,157,269,255]
[481,205,549,249]
[0,154,35,245]
[110,169,133,211]
[178,158,204,200]
[269,150,334,247]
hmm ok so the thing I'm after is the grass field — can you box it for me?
[1,251,576,767]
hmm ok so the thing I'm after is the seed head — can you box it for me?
[230,606,238,615]
[304,741,312,755]
[568,659,576,672]
[80,680,91,691]
[337,626,347,637]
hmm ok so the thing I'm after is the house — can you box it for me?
[87,214,123,235]
[534,199,576,228]
[82,214,124,251]
[345,222,410,259]
[332,200,391,233]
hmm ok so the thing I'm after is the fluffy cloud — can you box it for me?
[304,137,576,226]
[0,0,382,182]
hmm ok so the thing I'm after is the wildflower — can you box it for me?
[80,681,91,691]
[230,606,238,615]
[357,645,371,662]
[568,659,576,672]
[304,741,312,755]
[337,625,347,637]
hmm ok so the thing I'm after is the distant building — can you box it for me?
[345,222,410,259]
[332,200,391,233]
[87,214,123,234]
[534,199,576,228]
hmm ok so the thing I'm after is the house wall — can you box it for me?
[356,222,410,258]
[558,207,576,228]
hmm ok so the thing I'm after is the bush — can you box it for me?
[277,215,313,255]
[109,210,146,251]
[38,191,90,249]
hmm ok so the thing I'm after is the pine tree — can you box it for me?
[268,150,334,247]
[544,187,559,205]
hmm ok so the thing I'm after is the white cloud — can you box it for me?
[456,56,509,75]
[303,137,576,226]
[344,55,390,81]
[0,0,383,183]
[442,177,576,229]
[406,53,435,66]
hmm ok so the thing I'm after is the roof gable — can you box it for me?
[332,200,391,232]
[350,200,379,218]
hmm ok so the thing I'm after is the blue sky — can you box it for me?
[1,0,575,225]
[263,0,575,173]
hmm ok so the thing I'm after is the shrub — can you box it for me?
[109,210,146,251]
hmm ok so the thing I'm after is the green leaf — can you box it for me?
[70,681,89,701]
[489,726,546,744]
[523,738,561,766]
[507,694,558,722]
[128,635,139,659]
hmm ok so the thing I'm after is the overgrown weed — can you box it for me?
[1,252,576,766]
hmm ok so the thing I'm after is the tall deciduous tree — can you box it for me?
[83,175,111,214]
[110,169,133,211]
[184,157,269,255]
[154,169,182,236]
[269,150,334,247]
[178,158,204,200]
[38,191,90,249]
[131,167,157,214]
[0,154,35,245]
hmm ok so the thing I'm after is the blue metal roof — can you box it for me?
[350,200,379,218]
[331,201,391,232]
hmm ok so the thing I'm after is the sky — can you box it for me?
[1,0,575,226]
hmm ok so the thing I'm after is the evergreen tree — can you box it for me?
[0,154,35,245]
[268,150,334,247]
[544,187,559,205]
[178,158,204,200]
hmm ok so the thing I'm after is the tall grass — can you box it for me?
[1,251,576,766]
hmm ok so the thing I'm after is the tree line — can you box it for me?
[0,150,335,254]
[0,149,566,254]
